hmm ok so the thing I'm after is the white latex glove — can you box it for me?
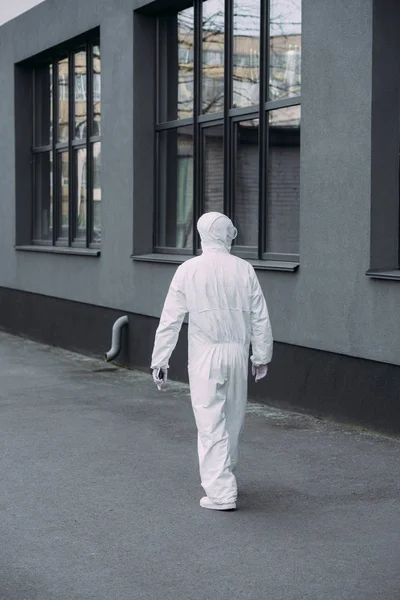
[252,364,268,383]
[152,368,168,391]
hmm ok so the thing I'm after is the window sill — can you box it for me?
[250,259,299,272]
[366,269,400,281]
[15,245,101,257]
[132,253,299,272]
[131,253,192,265]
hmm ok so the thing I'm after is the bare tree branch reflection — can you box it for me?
[175,0,301,116]
[159,1,301,249]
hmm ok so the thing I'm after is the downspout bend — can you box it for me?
[105,315,128,362]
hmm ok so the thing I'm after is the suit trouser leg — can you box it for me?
[188,345,248,503]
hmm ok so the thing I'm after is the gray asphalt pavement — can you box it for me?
[0,331,399,600]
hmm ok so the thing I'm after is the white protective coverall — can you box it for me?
[151,212,273,505]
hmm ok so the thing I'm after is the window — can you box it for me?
[32,41,101,247]
[155,0,301,261]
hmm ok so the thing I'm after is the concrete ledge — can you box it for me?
[366,269,400,281]
[132,253,299,272]
[15,245,101,257]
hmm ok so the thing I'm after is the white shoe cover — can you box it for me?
[200,496,236,511]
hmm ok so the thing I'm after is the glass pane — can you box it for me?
[158,8,194,122]
[33,152,53,241]
[74,50,87,140]
[266,106,300,255]
[202,0,224,114]
[157,126,193,249]
[233,119,259,248]
[93,44,101,136]
[91,142,102,244]
[57,58,69,143]
[232,0,260,109]
[58,151,69,241]
[74,148,87,241]
[203,124,224,213]
[269,0,301,101]
[34,64,52,147]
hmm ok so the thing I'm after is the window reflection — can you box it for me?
[269,0,301,100]
[34,64,52,147]
[266,106,300,255]
[203,124,224,213]
[233,0,260,109]
[74,50,87,139]
[57,58,69,143]
[32,42,101,247]
[34,152,53,241]
[93,44,101,135]
[155,2,301,257]
[234,119,259,249]
[157,126,194,249]
[58,151,69,241]
[92,142,102,244]
[158,8,194,122]
[202,0,224,114]
[178,8,194,120]
[75,148,87,240]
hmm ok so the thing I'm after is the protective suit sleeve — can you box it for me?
[150,267,187,370]
[249,268,273,366]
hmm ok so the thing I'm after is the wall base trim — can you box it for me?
[0,286,398,435]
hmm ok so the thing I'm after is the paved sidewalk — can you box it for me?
[0,331,399,600]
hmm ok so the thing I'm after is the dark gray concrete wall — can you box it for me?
[2,0,400,369]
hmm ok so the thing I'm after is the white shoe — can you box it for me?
[200,496,236,511]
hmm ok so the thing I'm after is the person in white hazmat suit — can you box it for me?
[150,212,273,511]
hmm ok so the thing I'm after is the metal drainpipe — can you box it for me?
[104,315,129,362]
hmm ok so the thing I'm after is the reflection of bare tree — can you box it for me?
[269,0,301,99]
[269,35,301,100]
[201,4,224,113]
[177,9,195,119]
[175,1,301,116]
[232,3,261,108]
[166,1,301,249]
[93,45,101,135]
[58,58,69,142]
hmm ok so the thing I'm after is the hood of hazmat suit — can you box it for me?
[151,212,273,506]
[196,212,237,253]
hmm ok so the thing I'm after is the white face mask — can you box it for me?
[197,212,238,251]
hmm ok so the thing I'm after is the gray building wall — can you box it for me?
[1,0,400,370]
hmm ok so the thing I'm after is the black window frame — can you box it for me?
[31,34,101,249]
[154,0,301,262]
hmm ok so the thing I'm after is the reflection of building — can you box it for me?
[270,34,301,100]
[199,115,300,253]
[1,0,400,435]
[177,27,301,117]
[174,16,301,254]
[39,46,102,243]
